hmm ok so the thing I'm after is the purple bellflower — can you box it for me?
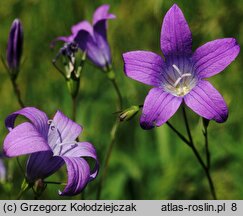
[7,19,23,74]
[123,4,240,129]
[3,107,98,196]
[54,4,115,69]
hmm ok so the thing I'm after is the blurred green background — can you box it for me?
[0,0,243,199]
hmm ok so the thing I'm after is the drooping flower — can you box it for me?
[123,4,240,129]
[3,107,98,196]
[53,4,115,69]
[6,19,23,75]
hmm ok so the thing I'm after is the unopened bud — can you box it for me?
[6,19,23,79]
[33,179,46,196]
[119,105,140,122]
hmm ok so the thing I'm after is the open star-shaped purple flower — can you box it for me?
[54,4,115,68]
[123,4,240,129]
[3,107,98,196]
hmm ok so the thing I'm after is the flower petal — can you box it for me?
[123,51,165,87]
[93,20,112,66]
[50,36,74,48]
[59,157,91,196]
[184,80,228,122]
[92,4,116,26]
[140,87,182,129]
[61,142,99,179]
[72,21,95,52]
[48,111,82,149]
[71,20,93,36]
[26,151,64,182]
[3,122,50,157]
[161,4,192,57]
[5,107,49,139]
[192,38,240,78]
[85,35,108,67]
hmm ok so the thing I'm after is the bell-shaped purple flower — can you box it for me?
[54,4,115,69]
[7,19,23,73]
[123,4,240,129]
[3,107,99,196]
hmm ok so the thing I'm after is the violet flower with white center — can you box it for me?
[123,4,240,129]
[3,107,99,196]
[54,4,115,69]
[7,19,23,75]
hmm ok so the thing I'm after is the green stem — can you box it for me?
[181,105,217,200]
[182,106,193,144]
[96,121,119,199]
[72,96,77,122]
[17,180,30,200]
[44,181,66,185]
[110,79,123,110]
[11,79,25,108]
[16,157,25,178]
[97,69,123,199]
[204,125,211,170]
[166,121,191,147]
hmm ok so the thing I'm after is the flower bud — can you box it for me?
[33,179,47,196]
[6,19,23,79]
[119,105,140,122]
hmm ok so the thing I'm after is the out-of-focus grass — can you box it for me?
[0,0,243,199]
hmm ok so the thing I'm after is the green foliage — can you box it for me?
[0,0,243,199]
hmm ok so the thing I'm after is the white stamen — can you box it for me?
[181,73,192,78]
[172,64,182,76]
[173,73,192,87]
[173,77,182,87]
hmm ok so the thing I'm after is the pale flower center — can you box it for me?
[47,120,78,156]
[163,64,197,97]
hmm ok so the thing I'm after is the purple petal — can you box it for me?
[85,36,108,67]
[50,36,74,48]
[161,4,192,57]
[93,20,112,66]
[192,38,240,78]
[71,20,93,36]
[59,157,90,196]
[51,21,93,49]
[61,142,99,179]
[48,111,82,149]
[3,122,50,157]
[140,87,182,129]
[92,4,116,26]
[123,51,165,87]
[26,151,64,182]
[184,80,228,122]
[5,107,49,140]
[72,21,94,51]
